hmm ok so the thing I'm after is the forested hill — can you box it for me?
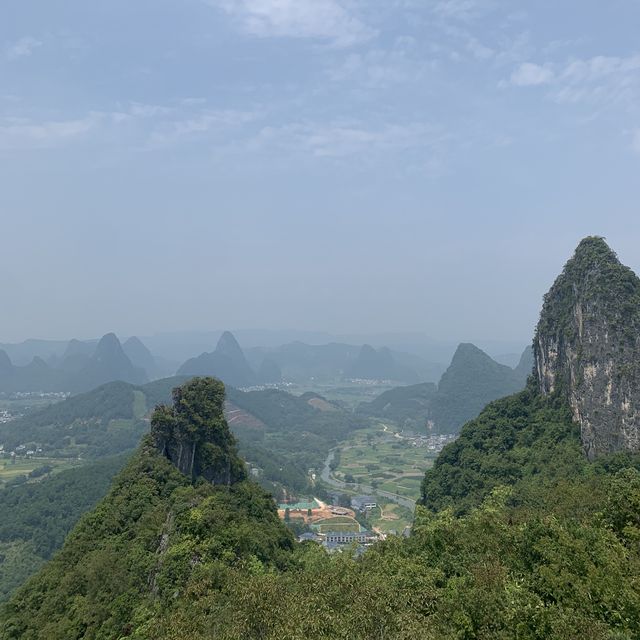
[0,378,359,604]
[357,343,528,433]
[3,373,640,638]
[0,379,295,639]
[0,456,127,603]
[420,382,639,514]
[0,381,147,458]
[427,342,524,432]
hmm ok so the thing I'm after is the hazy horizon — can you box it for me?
[3,1,640,343]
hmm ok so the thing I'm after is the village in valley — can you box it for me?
[277,494,398,552]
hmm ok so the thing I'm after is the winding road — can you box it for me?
[320,450,416,510]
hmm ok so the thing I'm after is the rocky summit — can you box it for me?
[151,376,246,485]
[535,236,640,458]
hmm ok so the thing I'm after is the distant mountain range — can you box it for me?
[177,332,264,388]
[358,343,532,433]
[176,332,445,388]
[1,329,531,395]
[0,334,148,393]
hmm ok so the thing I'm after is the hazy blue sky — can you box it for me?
[2,0,640,344]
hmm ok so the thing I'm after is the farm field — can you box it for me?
[328,421,439,532]
[0,458,82,488]
[366,502,414,535]
[333,423,436,500]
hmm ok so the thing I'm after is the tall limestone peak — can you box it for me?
[535,236,640,458]
[347,344,397,380]
[216,330,244,358]
[151,377,246,485]
[177,331,256,388]
[93,332,126,363]
[70,333,147,392]
[427,342,523,432]
[123,336,158,378]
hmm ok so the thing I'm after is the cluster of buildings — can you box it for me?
[7,391,69,399]
[0,443,43,458]
[299,529,381,552]
[351,495,377,513]
[401,432,457,452]
[0,410,15,424]
[277,495,384,553]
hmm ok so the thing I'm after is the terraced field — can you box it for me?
[334,424,436,500]
[0,458,82,487]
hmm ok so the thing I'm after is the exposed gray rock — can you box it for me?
[534,237,640,459]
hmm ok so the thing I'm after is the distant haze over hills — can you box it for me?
[177,332,258,388]
[0,334,148,393]
[0,328,531,395]
[0,330,528,373]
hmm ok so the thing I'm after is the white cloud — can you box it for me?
[249,120,443,158]
[208,0,375,47]
[0,103,262,151]
[507,54,640,110]
[147,109,260,147]
[510,62,554,86]
[5,37,42,60]
[0,115,100,148]
[555,54,640,105]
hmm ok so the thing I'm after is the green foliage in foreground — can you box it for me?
[3,380,640,639]
[226,387,367,472]
[0,456,128,602]
[0,439,294,640]
[5,461,638,639]
[420,384,640,515]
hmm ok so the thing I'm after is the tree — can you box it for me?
[284,508,290,522]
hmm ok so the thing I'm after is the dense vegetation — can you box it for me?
[421,384,583,514]
[239,442,310,495]
[0,455,127,602]
[1,385,295,640]
[2,368,640,639]
[151,377,247,485]
[0,382,139,454]
[144,468,640,640]
[226,387,367,472]
[3,427,639,639]
[535,236,640,340]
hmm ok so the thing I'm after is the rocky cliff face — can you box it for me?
[151,377,246,485]
[535,237,640,459]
